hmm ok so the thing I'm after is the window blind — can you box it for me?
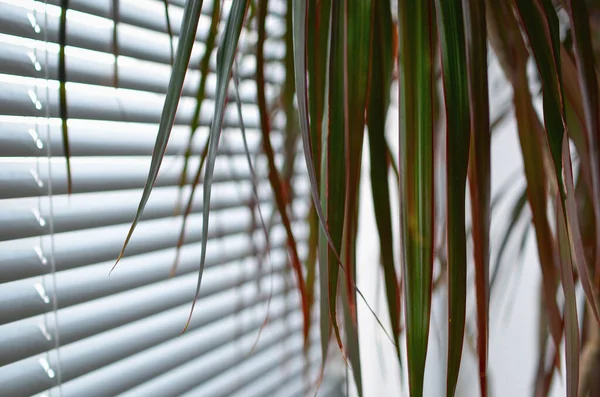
[0,0,344,396]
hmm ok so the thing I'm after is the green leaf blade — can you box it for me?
[340,1,373,394]
[367,0,401,368]
[434,0,471,394]
[183,0,250,330]
[326,0,348,368]
[115,0,204,270]
[398,0,435,395]
[176,1,221,213]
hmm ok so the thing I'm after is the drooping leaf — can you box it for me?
[59,0,72,195]
[307,0,329,182]
[114,0,205,272]
[325,0,349,366]
[367,0,401,369]
[434,0,471,394]
[463,1,490,394]
[398,0,435,395]
[232,59,272,352]
[566,0,600,287]
[487,0,563,366]
[292,0,343,270]
[340,1,373,394]
[176,0,221,214]
[514,0,600,323]
[306,0,331,366]
[182,0,250,332]
[256,0,309,343]
[281,0,300,197]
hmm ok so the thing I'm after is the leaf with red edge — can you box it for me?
[434,0,472,394]
[463,0,490,394]
[514,0,600,325]
[339,0,373,394]
[307,0,331,366]
[487,0,563,370]
[256,0,309,343]
[398,0,436,395]
[367,0,402,370]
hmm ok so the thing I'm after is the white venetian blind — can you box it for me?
[0,0,344,395]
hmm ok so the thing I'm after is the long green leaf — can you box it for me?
[307,0,329,182]
[514,0,600,324]
[307,0,331,367]
[463,1,490,394]
[434,0,471,394]
[340,1,373,394]
[281,0,306,348]
[59,0,72,195]
[232,60,274,351]
[326,0,349,363]
[398,0,435,395]
[367,0,401,369]
[566,0,600,287]
[256,0,309,343]
[182,0,250,332]
[176,1,220,214]
[114,0,205,271]
[293,0,343,273]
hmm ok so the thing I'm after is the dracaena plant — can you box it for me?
[56,0,600,395]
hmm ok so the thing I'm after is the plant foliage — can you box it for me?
[96,0,600,395]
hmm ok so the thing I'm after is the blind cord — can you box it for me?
[41,0,63,394]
